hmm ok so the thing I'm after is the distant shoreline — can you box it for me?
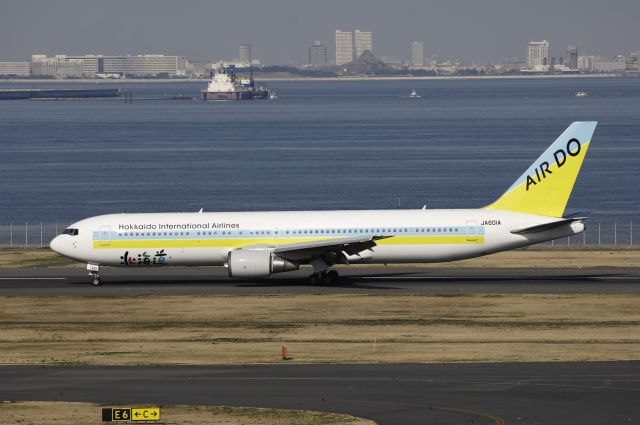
[0,73,627,84]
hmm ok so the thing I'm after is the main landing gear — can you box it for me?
[308,270,340,285]
[87,264,101,286]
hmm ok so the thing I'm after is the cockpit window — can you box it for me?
[62,228,79,236]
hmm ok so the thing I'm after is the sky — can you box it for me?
[2,0,638,64]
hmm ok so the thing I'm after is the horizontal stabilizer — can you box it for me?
[510,217,588,235]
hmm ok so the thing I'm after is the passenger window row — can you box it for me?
[113,227,462,238]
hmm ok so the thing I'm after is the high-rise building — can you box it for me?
[354,29,373,58]
[411,41,424,66]
[566,45,578,69]
[335,30,353,65]
[527,40,549,69]
[309,41,327,66]
[239,44,252,65]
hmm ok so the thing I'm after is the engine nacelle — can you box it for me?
[227,250,299,278]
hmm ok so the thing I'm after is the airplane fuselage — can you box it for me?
[51,209,583,268]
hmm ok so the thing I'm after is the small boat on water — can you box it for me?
[269,90,279,100]
[409,89,421,98]
[575,91,588,97]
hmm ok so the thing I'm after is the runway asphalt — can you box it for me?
[0,266,639,295]
[1,268,638,424]
[1,362,638,425]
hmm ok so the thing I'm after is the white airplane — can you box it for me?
[51,122,597,286]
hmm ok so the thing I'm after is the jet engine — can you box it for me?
[227,250,299,278]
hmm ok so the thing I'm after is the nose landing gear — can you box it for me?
[87,264,101,286]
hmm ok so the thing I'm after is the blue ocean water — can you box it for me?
[0,77,638,223]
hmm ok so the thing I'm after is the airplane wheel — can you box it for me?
[326,270,339,284]
[92,277,102,286]
[309,272,328,285]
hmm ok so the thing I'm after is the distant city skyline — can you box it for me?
[2,0,639,64]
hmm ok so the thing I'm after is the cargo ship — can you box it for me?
[201,66,270,101]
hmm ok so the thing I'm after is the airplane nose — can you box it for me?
[50,236,63,254]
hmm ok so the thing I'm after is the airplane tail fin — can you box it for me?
[485,122,597,217]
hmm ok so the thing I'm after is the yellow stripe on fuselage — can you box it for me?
[93,235,484,249]
[377,236,483,245]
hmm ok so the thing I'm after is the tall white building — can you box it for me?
[335,30,354,65]
[354,29,373,58]
[527,40,549,70]
[411,41,424,66]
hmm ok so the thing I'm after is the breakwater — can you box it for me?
[0,88,120,100]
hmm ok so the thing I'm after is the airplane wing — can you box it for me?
[242,236,389,263]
